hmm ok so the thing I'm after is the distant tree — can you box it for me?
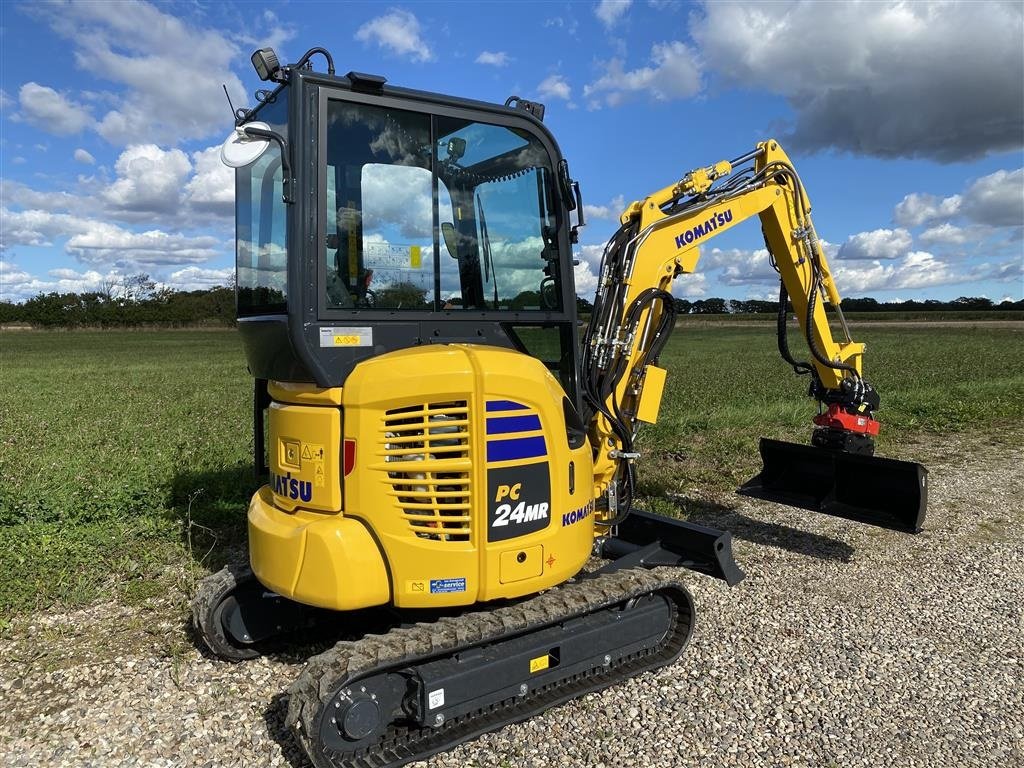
[120,273,157,302]
[509,290,541,310]
[952,296,993,310]
[691,297,727,314]
[375,281,429,309]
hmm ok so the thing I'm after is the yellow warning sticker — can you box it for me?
[410,245,422,268]
[333,334,363,346]
[529,655,549,674]
[408,580,426,593]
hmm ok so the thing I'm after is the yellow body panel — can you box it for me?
[268,380,344,406]
[268,401,341,513]
[635,365,667,424]
[248,344,595,613]
[342,344,594,609]
[499,545,544,583]
[248,486,390,610]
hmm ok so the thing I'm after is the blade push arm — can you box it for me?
[581,140,878,523]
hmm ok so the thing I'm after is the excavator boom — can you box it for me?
[582,140,927,532]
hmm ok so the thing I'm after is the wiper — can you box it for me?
[476,192,499,309]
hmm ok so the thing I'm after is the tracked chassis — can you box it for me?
[286,567,693,768]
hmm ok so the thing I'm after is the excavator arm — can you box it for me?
[581,140,927,533]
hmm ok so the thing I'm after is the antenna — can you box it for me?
[222,84,236,117]
[223,84,249,124]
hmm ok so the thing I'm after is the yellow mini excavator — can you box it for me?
[195,46,928,768]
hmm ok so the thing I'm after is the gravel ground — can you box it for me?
[2,432,1021,768]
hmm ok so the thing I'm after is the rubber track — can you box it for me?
[287,567,694,768]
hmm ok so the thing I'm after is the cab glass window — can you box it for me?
[324,102,434,310]
[236,91,288,314]
[321,99,560,313]
[436,117,560,311]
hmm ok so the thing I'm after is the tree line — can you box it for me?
[1,274,234,328]
[1,273,1020,328]
[577,295,1024,315]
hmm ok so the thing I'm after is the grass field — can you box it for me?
[1,324,1022,617]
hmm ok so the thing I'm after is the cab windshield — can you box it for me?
[322,100,561,312]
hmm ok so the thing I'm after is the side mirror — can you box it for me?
[441,222,459,258]
[220,121,273,167]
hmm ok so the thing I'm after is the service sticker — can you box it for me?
[429,578,466,594]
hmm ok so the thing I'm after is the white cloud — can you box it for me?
[960,168,1024,228]
[355,9,434,63]
[231,10,298,56]
[537,75,571,102]
[184,145,235,216]
[919,223,969,246]
[360,164,433,239]
[17,83,93,135]
[573,243,607,297]
[894,192,962,228]
[73,148,96,165]
[0,207,224,269]
[475,51,510,67]
[66,225,221,266]
[583,195,626,221]
[837,228,913,261]
[671,272,707,297]
[832,251,972,293]
[163,266,233,291]
[691,2,1024,161]
[0,260,126,302]
[595,0,633,29]
[0,208,94,248]
[703,247,780,285]
[573,260,599,296]
[894,168,1024,235]
[101,144,192,214]
[584,41,701,108]
[32,1,247,146]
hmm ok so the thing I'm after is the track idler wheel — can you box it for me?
[192,564,266,661]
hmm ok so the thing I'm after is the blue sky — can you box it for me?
[1,0,1022,303]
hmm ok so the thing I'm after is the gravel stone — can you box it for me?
[0,433,1021,767]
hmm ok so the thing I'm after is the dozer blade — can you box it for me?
[737,438,927,533]
[600,508,745,586]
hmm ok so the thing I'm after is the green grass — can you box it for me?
[0,330,257,613]
[1,324,1022,615]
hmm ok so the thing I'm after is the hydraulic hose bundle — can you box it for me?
[581,222,677,525]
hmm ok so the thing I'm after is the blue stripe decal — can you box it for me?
[486,436,547,462]
[486,399,529,412]
[486,415,542,435]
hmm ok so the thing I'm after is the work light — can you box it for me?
[251,48,281,82]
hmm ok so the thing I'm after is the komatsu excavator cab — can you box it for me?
[230,53,582,395]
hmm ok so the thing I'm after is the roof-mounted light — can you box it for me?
[251,48,281,82]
